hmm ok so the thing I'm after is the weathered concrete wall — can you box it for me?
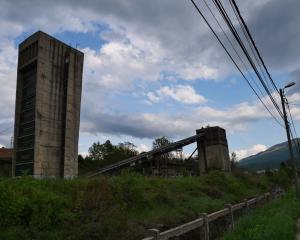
[13,33,38,177]
[13,31,83,178]
[197,126,231,174]
[198,144,231,172]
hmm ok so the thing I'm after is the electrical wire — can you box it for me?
[201,0,283,125]
[189,0,284,127]
[229,0,280,95]
[289,128,300,159]
[211,0,284,120]
[286,98,300,154]
[227,0,280,104]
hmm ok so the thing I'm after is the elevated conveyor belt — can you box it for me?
[87,133,204,177]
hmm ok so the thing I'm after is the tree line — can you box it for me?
[78,137,238,174]
[78,137,173,174]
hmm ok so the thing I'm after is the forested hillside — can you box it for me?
[238,139,300,171]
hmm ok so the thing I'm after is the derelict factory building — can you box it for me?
[13,31,84,178]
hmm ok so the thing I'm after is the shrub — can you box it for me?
[0,170,288,240]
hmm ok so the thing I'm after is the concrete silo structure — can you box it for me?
[13,31,84,178]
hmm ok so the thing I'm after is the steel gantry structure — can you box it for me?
[87,133,205,177]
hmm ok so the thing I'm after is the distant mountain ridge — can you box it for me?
[237,139,300,171]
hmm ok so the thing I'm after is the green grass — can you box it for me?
[0,169,292,240]
[224,190,300,240]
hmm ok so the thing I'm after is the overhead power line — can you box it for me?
[227,0,278,98]
[211,0,284,120]
[229,0,280,95]
[201,0,282,125]
[286,98,300,154]
[189,0,284,127]
[228,0,283,113]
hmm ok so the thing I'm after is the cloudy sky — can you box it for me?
[0,0,300,159]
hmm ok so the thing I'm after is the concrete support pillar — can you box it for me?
[196,127,231,174]
[196,132,207,174]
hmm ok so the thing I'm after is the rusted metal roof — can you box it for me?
[0,148,13,160]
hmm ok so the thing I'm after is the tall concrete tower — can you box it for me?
[13,31,84,178]
[196,126,231,173]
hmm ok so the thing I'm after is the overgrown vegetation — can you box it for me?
[78,140,138,175]
[0,169,293,240]
[78,137,176,176]
[224,190,300,240]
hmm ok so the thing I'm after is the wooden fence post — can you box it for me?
[244,199,249,214]
[263,193,267,203]
[148,229,160,240]
[225,204,234,230]
[200,213,209,240]
[142,191,274,240]
[257,196,261,206]
[254,197,257,207]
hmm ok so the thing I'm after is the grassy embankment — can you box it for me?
[224,189,300,240]
[0,169,292,240]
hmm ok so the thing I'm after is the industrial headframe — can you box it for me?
[13,31,84,178]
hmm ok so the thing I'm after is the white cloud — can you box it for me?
[147,92,160,103]
[79,152,89,157]
[0,4,98,39]
[82,38,163,90]
[192,100,273,133]
[177,63,218,81]
[82,26,221,92]
[0,0,299,77]
[283,93,300,121]
[0,40,17,108]
[0,0,299,150]
[147,85,206,104]
[81,94,286,140]
[288,93,300,102]
[136,144,150,153]
[0,40,18,145]
[235,144,268,160]
[160,85,206,104]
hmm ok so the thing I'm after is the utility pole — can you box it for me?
[10,136,13,149]
[280,86,300,198]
